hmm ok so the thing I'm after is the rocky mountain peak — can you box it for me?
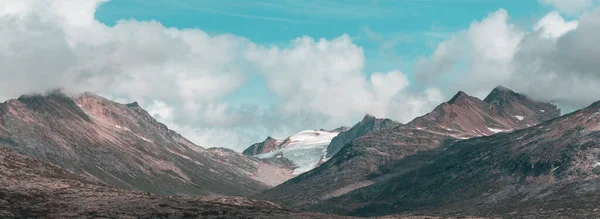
[15,90,91,122]
[126,101,141,109]
[483,86,561,124]
[242,136,284,156]
[360,114,377,123]
[325,114,401,158]
[447,91,476,105]
[484,85,522,104]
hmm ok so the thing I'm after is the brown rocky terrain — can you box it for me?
[256,86,561,211]
[313,97,600,218]
[0,146,476,218]
[0,147,351,219]
[0,91,294,197]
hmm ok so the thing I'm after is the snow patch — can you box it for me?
[255,130,339,175]
[488,128,508,133]
[540,110,545,112]
[134,134,152,143]
[513,115,524,121]
[115,125,152,143]
[594,162,600,168]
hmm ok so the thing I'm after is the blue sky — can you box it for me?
[95,0,547,107]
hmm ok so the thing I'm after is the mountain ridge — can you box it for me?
[312,97,600,217]
[0,91,295,196]
[256,86,562,210]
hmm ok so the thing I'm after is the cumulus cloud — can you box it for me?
[0,0,249,109]
[246,35,441,123]
[414,9,524,98]
[0,0,442,151]
[534,11,579,39]
[415,6,600,110]
[512,7,600,107]
[0,0,259,150]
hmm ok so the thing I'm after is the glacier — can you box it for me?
[255,130,339,175]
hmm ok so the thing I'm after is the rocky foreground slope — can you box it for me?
[1,146,472,218]
[257,86,561,210]
[0,91,294,197]
[0,147,349,219]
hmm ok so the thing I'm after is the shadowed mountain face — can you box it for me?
[314,99,600,218]
[256,86,561,210]
[326,115,401,159]
[0,147,350,219]
[0,91,294,197]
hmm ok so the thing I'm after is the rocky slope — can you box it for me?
[257,86,561,210]
[0,91,294,196]
[0,147,350,219]
[326,114,401,159]
[315,97,600,218]
[0,146,461,218]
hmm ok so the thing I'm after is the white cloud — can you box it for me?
[415,7,600,110]
[0,0,249,110]
[0,0,256,150]
[539,0,594,15]
[414,9,524,98]
[0,0,442,151]
[246,35,440,123]
[512,7,600,107]
[534,11,579,39]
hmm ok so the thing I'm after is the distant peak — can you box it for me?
[126,101,141,108]
[448,91,472,104]
[360,114,377,123]
[484,85,522,103]
[492,85,512,92]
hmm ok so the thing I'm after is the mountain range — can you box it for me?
[0,91,294,197]
[4,86,600,218]
[255,86,562,212]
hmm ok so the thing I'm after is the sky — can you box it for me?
[1,0,599,151]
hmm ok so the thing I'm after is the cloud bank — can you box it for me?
[415,6,600,110]
[0,0,441,151]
